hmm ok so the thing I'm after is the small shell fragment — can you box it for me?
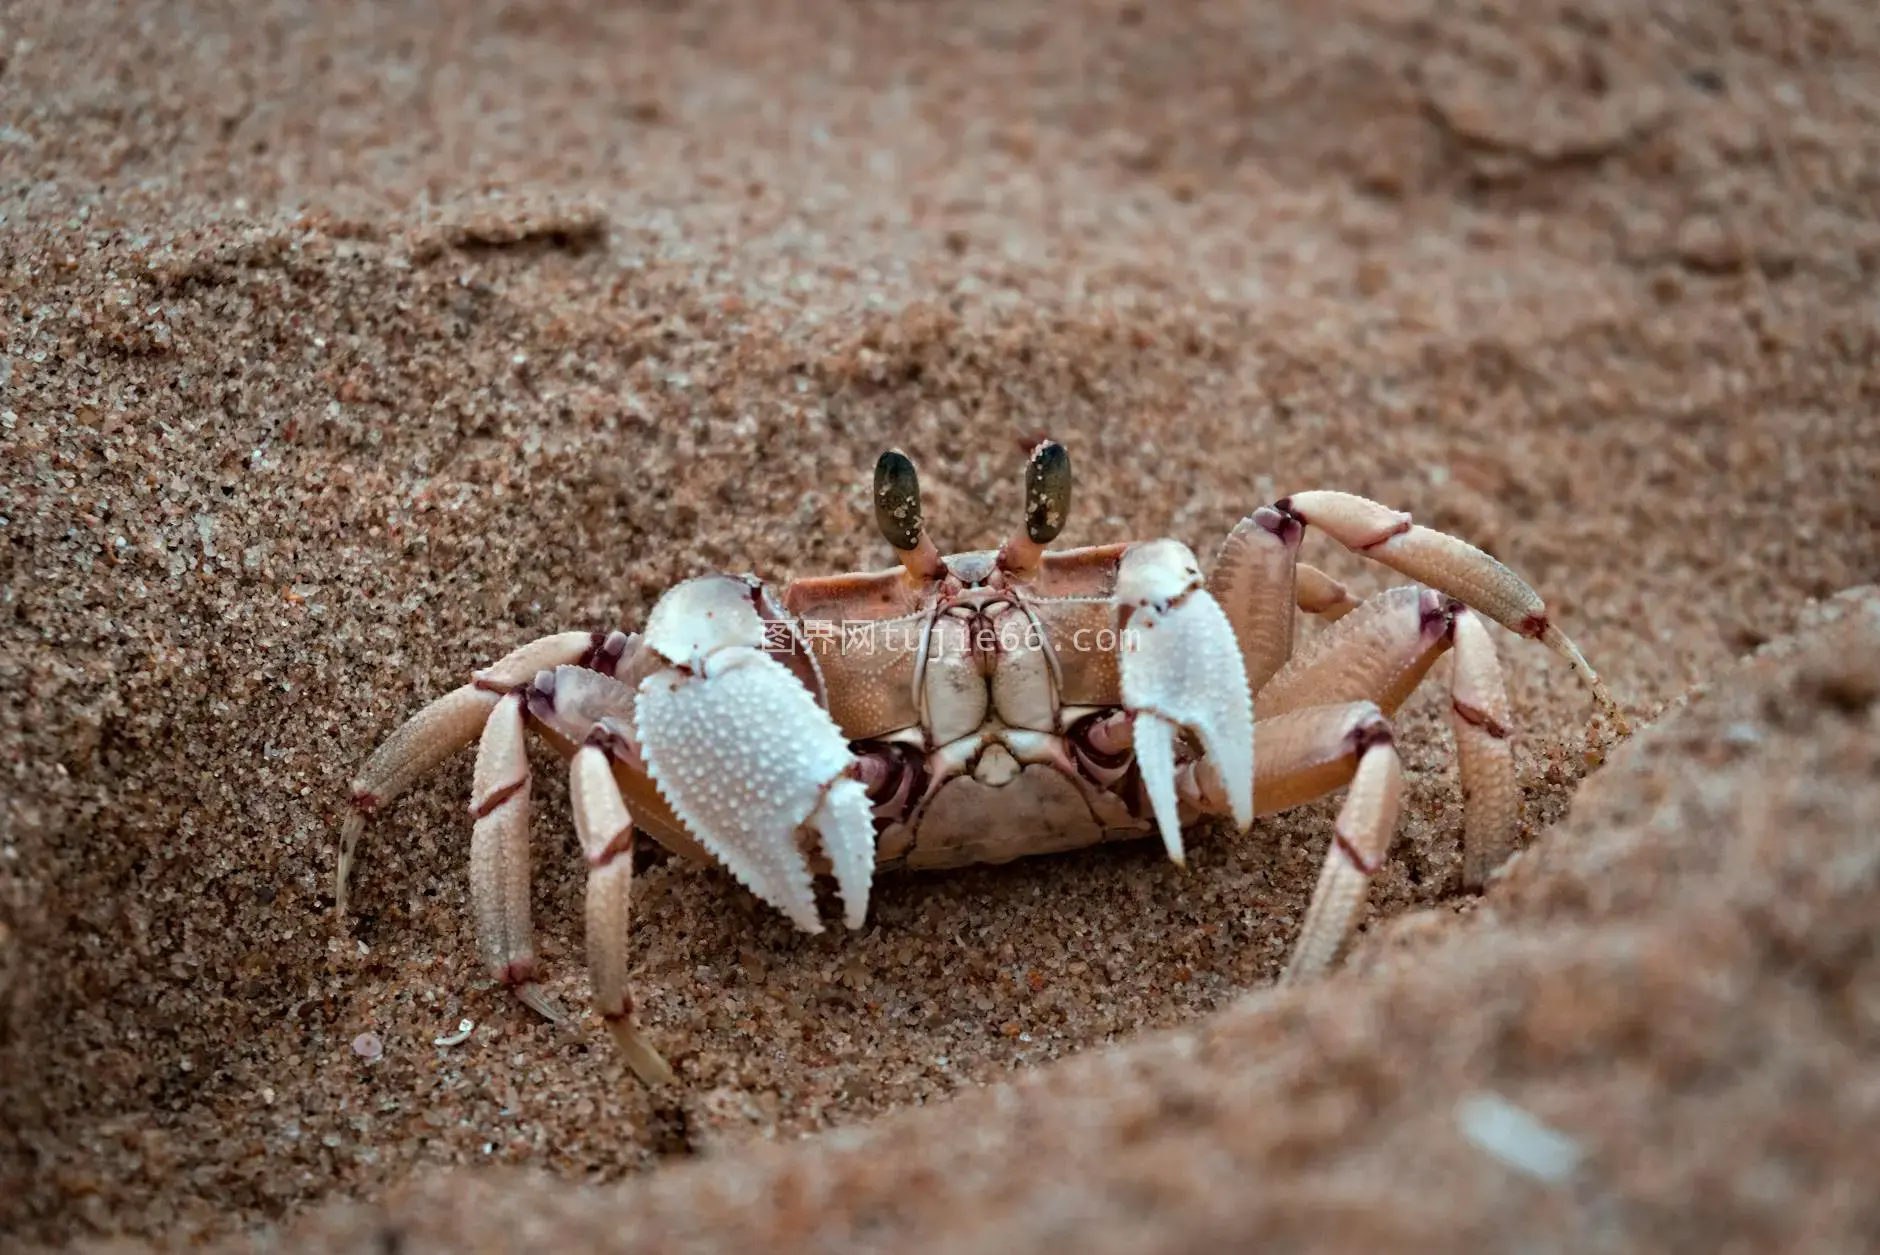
[351,1032,384,1061]
[1456,1091,1583,1183]
[433,1018,475,1047]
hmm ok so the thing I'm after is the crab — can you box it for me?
[335,441,1620,1085]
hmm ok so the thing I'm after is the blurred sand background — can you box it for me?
[2,0,1877,1250]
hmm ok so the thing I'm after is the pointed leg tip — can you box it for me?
[512,980,568,1024]
[607,1017,678,1087]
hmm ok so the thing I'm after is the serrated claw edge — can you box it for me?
[637,646,875,933]
[1117,540,1256,858]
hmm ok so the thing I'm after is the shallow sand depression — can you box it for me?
[3,1,1879,1251]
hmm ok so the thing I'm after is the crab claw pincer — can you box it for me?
[634,575,877,933]
[1116,540,1255,866]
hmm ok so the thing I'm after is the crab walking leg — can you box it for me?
[1255,586,1455,722]
[1248,702,1405,979]
[1449,609,1521,889]
[1240,589,1524,887]
[465,691,562,1020]
[338,686,498,920]
[1209,507,1302,695]
[1284,730,1404,981]
[1294,563,1360,621]
[1118,540,1255,866]
[1277,491,1621,725]
[567,744,676,1086]
[337,630,599,920]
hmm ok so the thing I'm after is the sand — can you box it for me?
[2,0,1877,1250]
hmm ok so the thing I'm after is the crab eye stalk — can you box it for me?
[1025,439,1072,544]
[874,449,925,551]
[874,449,946,581]
[998,438,1071,576]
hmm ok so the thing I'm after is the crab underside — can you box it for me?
[336,442,1620,1084]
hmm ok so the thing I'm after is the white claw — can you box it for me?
[1117,540,1256,855]
[1132,714,1188,866]
[815,777,879,929]
[635,576,876,934]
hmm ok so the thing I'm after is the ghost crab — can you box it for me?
[336,441,1620,1084]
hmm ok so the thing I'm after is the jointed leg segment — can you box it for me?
[1240,700,1406,979]
[1241,596,1526,974]
[569,743,675,1085]
[337,629,673,1082]
[337,630,598,920]
[1294,563,1359,621]
[1281,716,1404,982]
[1255,585,1455,723]
[1277,490,1621,727]
[469,690,558,1019]
[1448,608,1519,889]
[1202,486,1614,974]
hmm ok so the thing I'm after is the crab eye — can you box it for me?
[873,449,926,553]
[1024,439,1072,544]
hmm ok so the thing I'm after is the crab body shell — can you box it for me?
[792,542,1154,870]
[526,538,1230,879]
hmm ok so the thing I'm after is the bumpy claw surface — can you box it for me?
[636,576,877,933]
[812,778,879,930]
[1117,540,1255,865]
[1130,714,1187,866]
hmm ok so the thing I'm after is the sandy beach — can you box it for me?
[3,1,1877,1250]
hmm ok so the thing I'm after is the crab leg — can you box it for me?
[1249,702,1405,979]
[1449,608,1520,888]
[1252,587,1525,888]
[1255,586,1455,722]
[1248,578,1526,883]
[1209,508,1302,696]
[1207,512,1361,701]
[1191,584,1525,893]
[337,630,599,920]
[1294,562,1359,621]
[1117,539,1255,866]
[1276,490,1621,725]
[1284,726,1404,981]
[467,691,560,1019]
[568,743,675,1085]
